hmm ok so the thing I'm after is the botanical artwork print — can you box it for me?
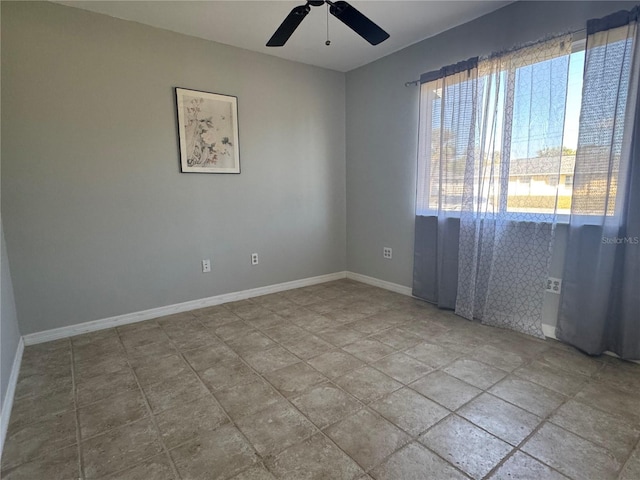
[176,88,240,173]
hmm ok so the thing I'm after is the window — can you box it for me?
[417,39,585,218]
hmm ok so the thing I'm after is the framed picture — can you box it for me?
[175,87,240,173]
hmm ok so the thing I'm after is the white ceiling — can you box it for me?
[55,1,512,72]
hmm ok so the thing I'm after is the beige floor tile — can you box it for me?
[549,399,640,463]
[458,393,542,446]
[2,410,76,470]
[370,387,448,436]
[410,371,481,410]
[344,316,395,335]
[419,415,512,480]
[170,424,258,480]
[73,336,125,363]
[488,451,569,480]
[489,376,566,417]
[265,433,364,480]
[433,328,485,354]
[71,329,118,347]
[198,358,260,392]
[197,309,239,328]
[242,346,299,373]
[322,308,370,324]
[155,394,228,448]
[317,326,367,347]
[226,331,276,355]
[18,348,70,380]
[129,352,191,386]
[214,379,282,420]
[594,360,640,395]
[182,342,238,372]
[215,321,258,341]
[119,325,170,350]
[514,361,588,396]
[82,418,163,478]
[371,327,423,350]
[76,367,138,406]
[307,350,365,379]
[291,383,363,429]
[163,325,219,351]
[620,445,640,480]
[124,337,178,359]
[403,342,461,368]
[342,338,396,363]
[13,371,72,402]
[261,324,307,343]
[400,319,450,339]
[230,465,276,479]
[443,358,507,390]
[104,454,176,479]
[142,372,209,413]
[10,282,640,480]
[325,408,410,471]
[0,444,78,480]
[294,313,337,333]
[470,344,525,372]
[251,292,297,311]
[263,362,328,398]
[538,348,603,377]
[370,442,468,480]
[236,402,316,456]
[372,353,433,384]
[335,366,402,404]
[246,313,289,330]
[522,422,620,480]
[230,304,273,321]
[574,381,640,424]
[78,388,148,439]
[280,334,335,359]
[74,351,129,381]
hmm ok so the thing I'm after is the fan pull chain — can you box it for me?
[325,2,331,46]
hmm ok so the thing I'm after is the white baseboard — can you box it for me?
[23,271,347,345]
[541,323,557,339]
[0,337,24,461]
[346,271,413,296]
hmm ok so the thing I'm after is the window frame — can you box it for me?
[416,37,587,224]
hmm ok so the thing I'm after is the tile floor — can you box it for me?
[2,279,640,479]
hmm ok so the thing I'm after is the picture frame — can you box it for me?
[175,87,240,174]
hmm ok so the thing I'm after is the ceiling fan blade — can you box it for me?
[267,4,311,47]
[329,1,389,45]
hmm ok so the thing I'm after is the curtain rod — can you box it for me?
[404,27,587,87]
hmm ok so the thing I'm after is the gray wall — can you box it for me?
[1,222,21,410]
[1,1,346,335]
[345,1,637,326]
[1,0,23,411]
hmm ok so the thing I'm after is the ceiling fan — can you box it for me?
[266,0,389,47]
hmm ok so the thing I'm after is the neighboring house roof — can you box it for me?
[508,155,575,176]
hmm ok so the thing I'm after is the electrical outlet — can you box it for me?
[251,253,259,265]
[202,259,211,273]
[545,277,562,294]
[383,247,392,259]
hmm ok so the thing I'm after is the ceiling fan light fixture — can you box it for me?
[266,0,389,48]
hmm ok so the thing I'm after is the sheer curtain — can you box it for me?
[414,36,573,337]
[456,36,572,337]
[557,8,640,359]
[413,59,478,310]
